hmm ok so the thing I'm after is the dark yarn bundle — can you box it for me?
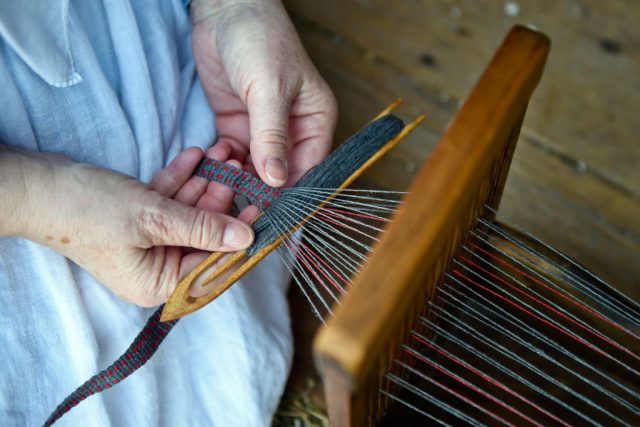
[43,114,404,425]
[197,113,404,256]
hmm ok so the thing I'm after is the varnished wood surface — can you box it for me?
[314,26,549,426]
[276,3,640,424]
[283,0,640,300]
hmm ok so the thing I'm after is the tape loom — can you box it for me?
[313,26,640,426]
[44,26,640,426]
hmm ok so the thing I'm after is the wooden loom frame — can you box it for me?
[313,26,551,426]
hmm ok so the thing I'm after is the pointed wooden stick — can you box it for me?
[372,98,403,121]
[161,103,424,322]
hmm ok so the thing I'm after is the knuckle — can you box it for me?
[257,127,289,148]
[189,209,223,249]
[273,72,294,97]
[134,196,177,245]
[326,91,338,118]
[139,209,172,243]
[252,71,295,99]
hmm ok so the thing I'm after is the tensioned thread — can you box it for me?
[43,114,406,425]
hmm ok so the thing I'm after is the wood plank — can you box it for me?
[287,8,640,297]
[284,0,640,196]
[502,138,640,299]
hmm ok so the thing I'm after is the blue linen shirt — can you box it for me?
[0,1,292,425]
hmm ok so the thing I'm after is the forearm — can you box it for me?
[0,145,33,237]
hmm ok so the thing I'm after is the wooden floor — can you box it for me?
[276,0,640,423]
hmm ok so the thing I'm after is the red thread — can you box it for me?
[412,333,569,426]
[324,207,390,222]
[460,255,640,363]
[403,348,521,427]
[285,241,334,296]
[452,269,640,376]
[469,242,640,341]
[297,240,348,293]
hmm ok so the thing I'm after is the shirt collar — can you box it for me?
[0,0,82,87]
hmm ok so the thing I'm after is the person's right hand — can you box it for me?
[0,143,254,307]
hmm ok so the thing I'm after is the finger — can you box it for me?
[238,205,261,223]
[173,141,232,205]
[150,147,204,197]
[286,92,337,184]
[246,82,296,187]
[205,139,233,161]
[287,135,332,185]
[214,113,251,155]
[242,153,258,177]
[139,197,254,251]
[144,248,210,306]
[178,251,211,279]
[216,135,249,164]
[195,159,243,214]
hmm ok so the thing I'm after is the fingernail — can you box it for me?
[265,158,288,186]
[222,222,254,249]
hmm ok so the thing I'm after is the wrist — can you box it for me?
[190,0,280,24]
[0,146,71,241]
[0,146,33,237]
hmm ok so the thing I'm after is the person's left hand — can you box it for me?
[190,0,337,187]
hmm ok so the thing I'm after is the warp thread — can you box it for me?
[43,114,405,425]
[249,113,404,256]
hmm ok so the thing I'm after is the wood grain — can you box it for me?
[314,26,550,426]
[285,0,640,194]
[283,0,640,299]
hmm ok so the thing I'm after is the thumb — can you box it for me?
[139,198,254,251]
[247,85,292,187]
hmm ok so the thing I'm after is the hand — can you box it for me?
[0,144,255,307]
[190,0,337,187]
